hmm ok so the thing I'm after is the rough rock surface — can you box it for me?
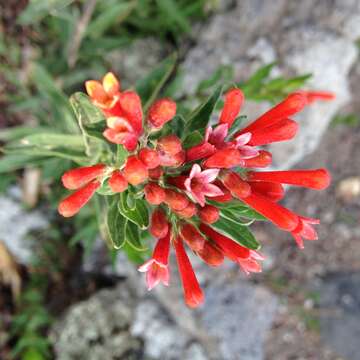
[50,283,144,360]
[316,272,360,360]
[201,278,278,360]
[0,190,47,264]
[181,0,359,169]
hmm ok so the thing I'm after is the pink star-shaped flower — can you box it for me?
[184,164,223,207]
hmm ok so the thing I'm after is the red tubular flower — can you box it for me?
[249,181,284,202]
[58,181,100,217]
[222,171,251,199]
[200,223,250,261]
[148,166,163,179]
[198,205,220,224]
[211,181,233,203]
[174,202,197,218]
[242,150,272,168]
[237,92,307,135]
[123,156,148,186]
[85,72,120,109]
[291,216,320,249]
[164,189,189,211]
[302,91,336,104]
[186,142,216,162]
[241,193,299,231]
[157,135,182,155]
[61,164,106,190]
[248,169,331,190]
[219,88,244,128]
[248,118,299,146]
[237,250,264,275]
[103,117,139,151]
[174,237,204,308]
[203,148,243,169]
[150,208,169,238]
[138,228,171,290]
[180,223,206,252]
[117,91,143,134]
[144,183,166,205]
[148,98,177,128]
[139,148,160,169]
[108,170,128,193]
[197,241,224,267]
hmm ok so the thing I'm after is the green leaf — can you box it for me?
[96,182,116,196]
[197,64,234,93]
[156,114,186,139]
[211,216,260,250]
[18,0,75,25]
[70,92,106,126]
[135,53,177,111]
[182,130,203,149]
[185,85,223,134]
[107,199,127,249]
[227,115,248,138]
[122,241,147,264]
[70,92,105,157]
[125,220,146,251]
[87,1,137,38]
[0,154,47,173]
[17,133,84,150]
[118,192,149,229]
[156,0,192,34]
[0,126,52,142]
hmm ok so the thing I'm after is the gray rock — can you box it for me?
[316,272,360,360]
[131,299,195,360]
[201,279,278,360]
[0,193,48,264]
[50,283,143,360]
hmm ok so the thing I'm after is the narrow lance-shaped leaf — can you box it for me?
[107,198,127,249]
[185,85,223,134]
[118,192,149,229]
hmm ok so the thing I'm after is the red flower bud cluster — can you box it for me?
[59,71,334,308]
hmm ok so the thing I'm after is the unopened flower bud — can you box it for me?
[148,98,177,128]
[197,241,224,267]
[108,170,128,193]
[148,166,164,179]
[150,208,169,238]
[62,164,105,190]
[164,189,189,211]
[139,148,160,169]
[157,135,182,155]
[180,223,205,252]
[198,205,219,224]
[58,181,100,217]
[123,156,148,186]
[174,202,197,218]
[222,172,251,199]
[144,183,166,205]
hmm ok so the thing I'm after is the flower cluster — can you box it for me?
[58,72,333,308]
